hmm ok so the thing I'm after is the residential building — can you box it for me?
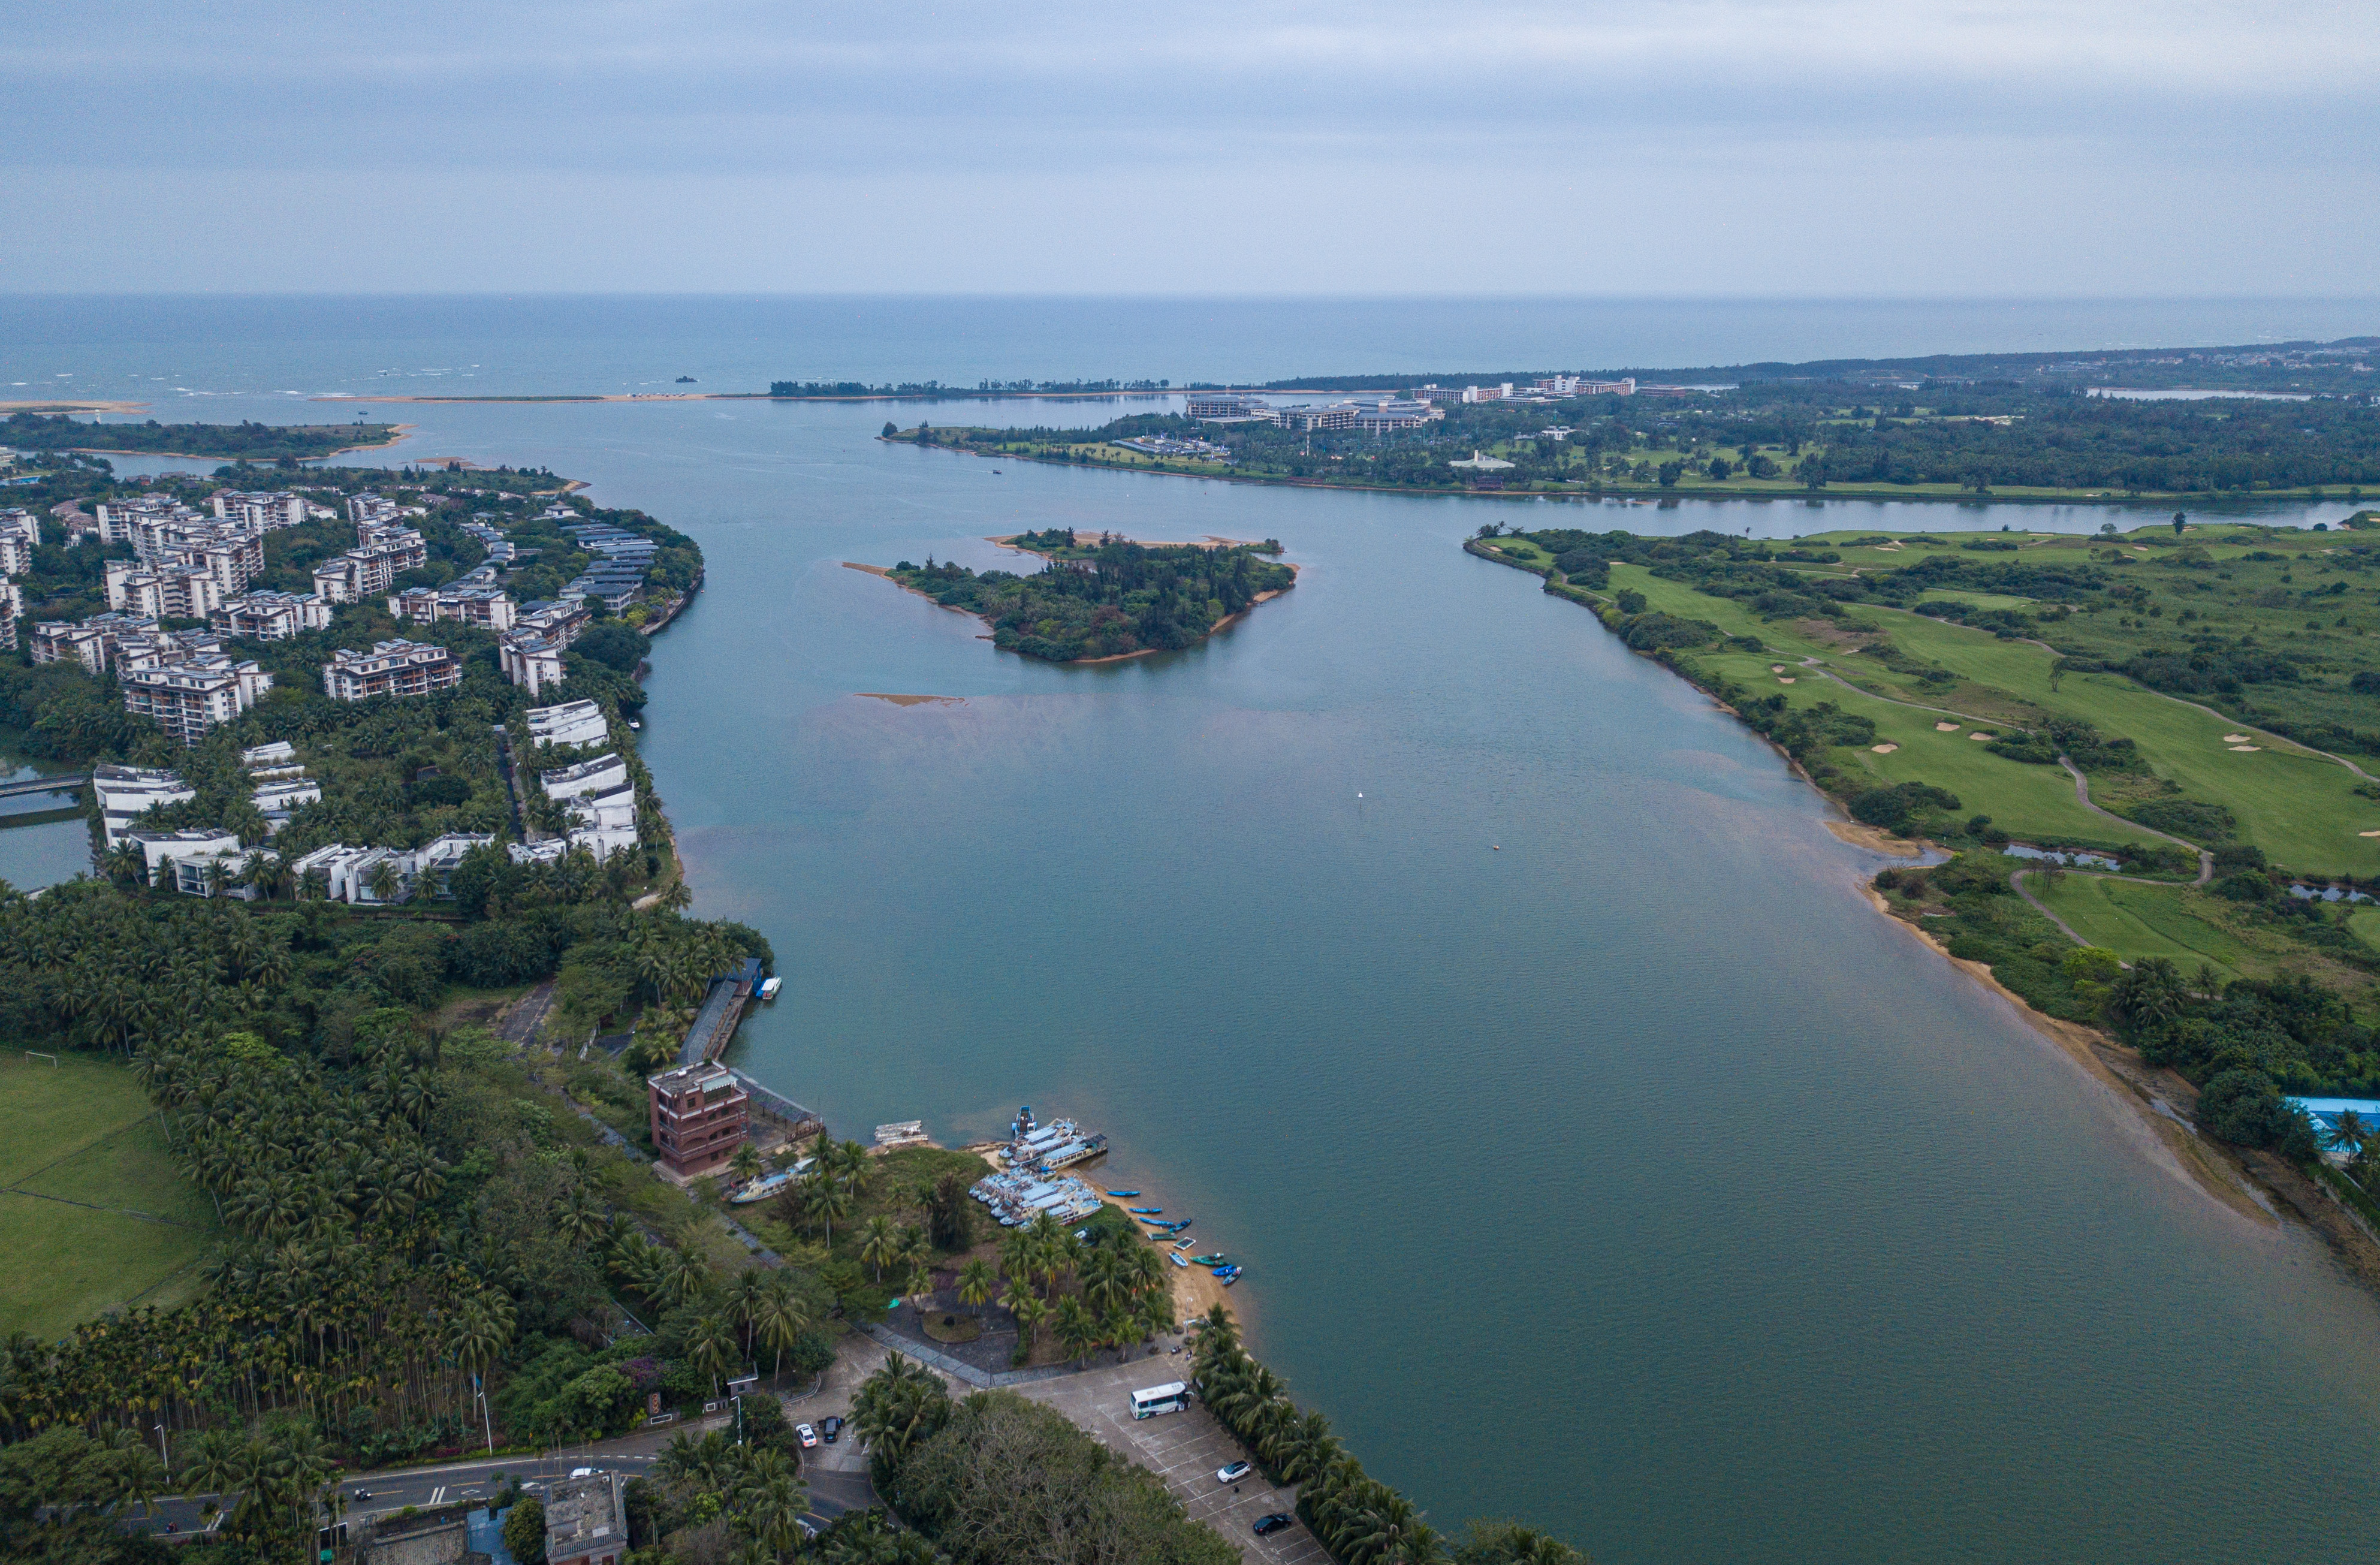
[523,699,610,750]
[212,589,333,640]
[500,632,568,693]
[544,1471,629,1565]
[124,829,252,897]
[93,764,195,845]
[122,655,272,745]
[210,490,308,530]
[312,526,427,602]
[389,584,517,632]
[105,558,228,622]
[647,1064,749,1178]
[323,639,463,701]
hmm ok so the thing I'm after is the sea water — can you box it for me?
[7,298,2380,1563]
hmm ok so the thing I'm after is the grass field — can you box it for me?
[1504,532,2380,876]
[2029,878,2266,985]
[0,1053,218,1341]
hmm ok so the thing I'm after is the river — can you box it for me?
[10,298,2380,1561]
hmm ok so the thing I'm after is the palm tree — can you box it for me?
[955,1258,996,1318]
[755,1271,814,1383]
[684,1313,737,1397]
[858,1216,901,1283]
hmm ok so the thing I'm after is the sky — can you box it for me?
[4,0,2375,296]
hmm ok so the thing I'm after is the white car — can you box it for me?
[796,1423,819,1449]
[1215,1461,1253,1485]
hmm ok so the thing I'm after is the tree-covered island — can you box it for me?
[875,530,1293,662]
[3,411,401,462]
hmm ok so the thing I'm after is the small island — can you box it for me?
[872,529,1294,662]
[3,409,402,461]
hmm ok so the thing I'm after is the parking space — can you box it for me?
[1012,1359,1330,1565]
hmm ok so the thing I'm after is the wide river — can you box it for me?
[13,296,2380,1561]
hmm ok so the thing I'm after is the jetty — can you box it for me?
[676,957,764,1066]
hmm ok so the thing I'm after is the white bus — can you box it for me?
[1130,1382,1190,1419]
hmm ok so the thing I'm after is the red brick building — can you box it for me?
[647,1063,749,1178]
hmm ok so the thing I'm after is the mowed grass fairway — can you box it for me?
[0,1054,217,1340]
[2030,877,2267,986]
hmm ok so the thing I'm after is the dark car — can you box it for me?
[1254,1513,1293,1536]
[821,1416,843,1444]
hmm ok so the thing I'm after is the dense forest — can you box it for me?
[883,535,1293,662]
[2,413,398,461]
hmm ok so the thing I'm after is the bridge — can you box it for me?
[0,773,89,801]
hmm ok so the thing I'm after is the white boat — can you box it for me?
[756,976,783,1001]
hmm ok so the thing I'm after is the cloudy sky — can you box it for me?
[4,0,2373,295]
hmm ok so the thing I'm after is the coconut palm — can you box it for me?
[955,1258,996,1318]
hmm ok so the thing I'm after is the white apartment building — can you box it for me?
[500,633,568,694]
[390,584,517,632]
[212,491,308,530]
[122,655,273,746]
[212,590,334,640]
[322,638,462,701]
[524,699,610,750]
[93,765,196,846]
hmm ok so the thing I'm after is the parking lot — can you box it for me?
[1012,1358,1331,1565]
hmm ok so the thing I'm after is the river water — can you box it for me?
[10,298,2380,1561]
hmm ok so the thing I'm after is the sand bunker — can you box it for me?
[1935,722,1960,732]
[1872,743,1899,753]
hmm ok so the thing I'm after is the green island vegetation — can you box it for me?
[879,530,1293,662]
[888,335,2380,503]
[1468,511,2380,1194]
[2,412,399,462]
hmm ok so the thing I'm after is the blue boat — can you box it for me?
[1126,1207,1162,1215]
[1104,1189,1140,1198]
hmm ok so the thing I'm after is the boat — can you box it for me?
[729,1168,798,1204]
[1104,1190,1140,1198]
[1126,1207,1161,1215]
[755,976,783,1002]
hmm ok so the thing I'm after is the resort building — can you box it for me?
[322,639,462,701]
[212,589,334,640]
[543,1471,629,1565]
[122,655,273,745]
[389,583,517,632]
[93,764,195,846]
[524,699,610,750]
[647,1063,750,1178]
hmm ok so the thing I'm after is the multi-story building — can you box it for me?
[388,584,517,632]
[543,1471,629,1565]
[122,655,272,746]
[312,524,429,603]
[210,490,308,530]
[105,558,228,622]
[322,638,462,701]
[646,1063,749,1178]
[524,698,610,750]
[93,764,195,845]
[212,589,334,640]
[500,632,568,693]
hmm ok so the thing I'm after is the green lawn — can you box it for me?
[2029,878,2264,985]
[0,1054,218,1340]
